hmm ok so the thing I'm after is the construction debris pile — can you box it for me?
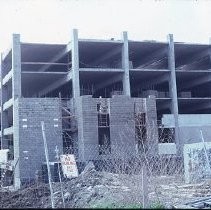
[0,162,211,208]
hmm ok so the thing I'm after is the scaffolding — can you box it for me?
[59,94,77,154]
[97,98,111,155]
[97,97,110,127]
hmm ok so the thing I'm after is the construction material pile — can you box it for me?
[1,162,211,208]
[0,162,143,208]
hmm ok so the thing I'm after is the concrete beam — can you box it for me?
[3,126,13,136]
[95,74,123,91]
[72,29,80,98]
[136,47,167,68]
[38,42,71,72]
[91,46,122,66]
[3,98,13,111]
[122,31,131,96]
[2,46,12,61]
[38,72,72,97]
[2,69,12,86]
[167,34,180,148]
[79,39,122,44]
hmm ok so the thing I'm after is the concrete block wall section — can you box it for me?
[73,96,84,161]
[73,96,99,161]
[180,126,211,146]
[109,95,136,157]
[14,98,62,187]
[144,96,159,155]
[71,95,158,161]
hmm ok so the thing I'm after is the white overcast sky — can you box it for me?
[0,0,211,52]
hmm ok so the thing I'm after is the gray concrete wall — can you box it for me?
[162,114,211,146]
[180,126,211,145]
[14,98,62,187]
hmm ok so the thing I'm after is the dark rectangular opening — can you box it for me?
[98,127,111,155]
[97,103,111,155]
[158,127,175,143]
[135,113,147,152]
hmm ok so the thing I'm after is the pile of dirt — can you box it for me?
[47,161,142,208]
[1,162,211,208]
[0,162,142,208]
[0,184,50,208]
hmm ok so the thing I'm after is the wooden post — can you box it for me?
[41,121,55,208]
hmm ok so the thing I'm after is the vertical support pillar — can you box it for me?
[167,34,180,151]
[12,34,21,99]
[71,29,83,160]
[71,29,80,98]
[12,34,21,189]
[122,31,131,96]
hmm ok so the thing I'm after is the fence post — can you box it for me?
[55,146,65,208]
[41,121,55,208]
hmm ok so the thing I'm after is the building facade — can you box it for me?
[1,29,211,188]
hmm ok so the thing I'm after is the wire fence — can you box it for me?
[0,123,211,208]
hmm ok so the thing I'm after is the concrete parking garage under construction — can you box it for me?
[1,29,211,188]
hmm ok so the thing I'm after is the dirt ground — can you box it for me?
[0,163,210,208]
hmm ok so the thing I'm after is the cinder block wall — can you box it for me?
[180,126,211,145]
[144,96,159,155]
[72,95,158,161]
[14,98,62,187]
[110,95,136,157]
[73,96,99,161]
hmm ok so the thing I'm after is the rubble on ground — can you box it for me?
[0,162,211,208]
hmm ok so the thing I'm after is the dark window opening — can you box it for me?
[158,128,175,143]
[62,107,77,154]
[98,128,111,155]
[135,113,147,152]
[97,103,111,155]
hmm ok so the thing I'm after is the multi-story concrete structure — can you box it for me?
[1,29,211,188]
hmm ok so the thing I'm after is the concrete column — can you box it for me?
[167,34,180,150]
[122,31,131,96]
[71,29,80,98]
[12,34,21,99]
[12,34,21,188]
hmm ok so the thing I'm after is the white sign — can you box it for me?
[60,154,78,178]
